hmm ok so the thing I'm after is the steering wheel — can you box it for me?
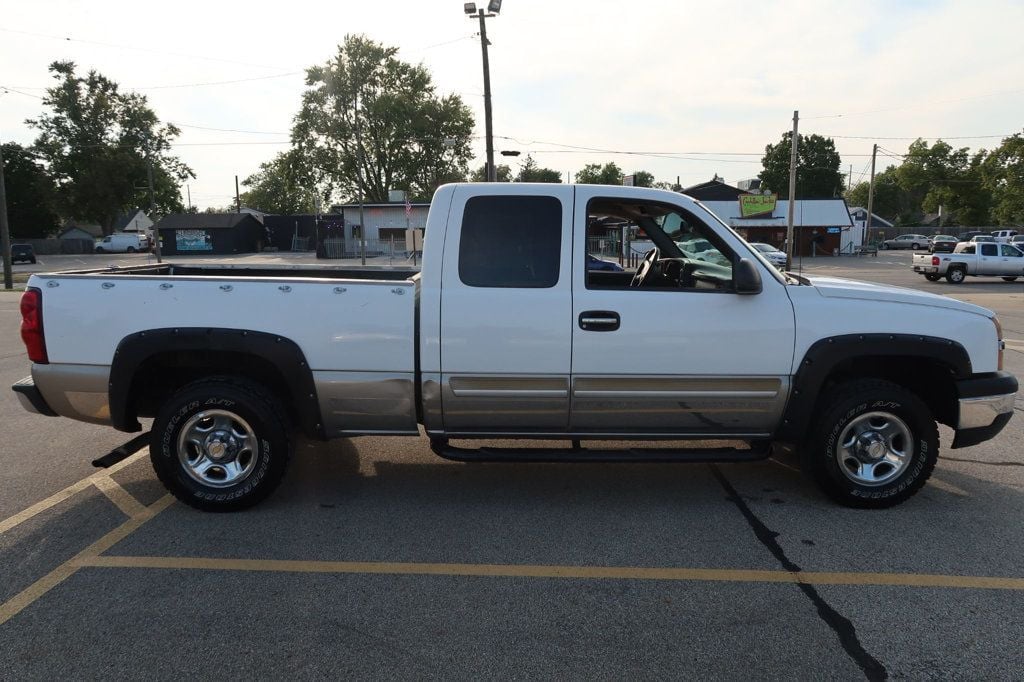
[630,248,660,287]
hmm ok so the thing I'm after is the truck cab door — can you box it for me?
[438,185,575,434]
[569,188,796,437]
[979,243,1000,274]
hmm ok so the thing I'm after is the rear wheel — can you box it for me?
[1002,276,1019,282]
[802,379,938,508]
[151,376,292,511]
[946,266,966,284]
[881,243,889,250]
[912,243,921,250]
[924,273,942,282]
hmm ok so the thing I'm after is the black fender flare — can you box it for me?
[775,333,972,442]
[109,327,324,439]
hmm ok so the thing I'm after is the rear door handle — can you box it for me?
[579,311,620,331]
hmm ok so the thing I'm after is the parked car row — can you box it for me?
[882,229,1021,253]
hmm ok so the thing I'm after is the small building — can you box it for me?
[114,210,154,236]
[156,213,268,256]
[702,198,855,256]
[263,214,345,252]
[681,177,750,201]
[58,221,103,241]
[328,202,430,253]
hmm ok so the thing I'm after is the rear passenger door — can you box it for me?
[979,243,1001,274]
[439,185,575,434]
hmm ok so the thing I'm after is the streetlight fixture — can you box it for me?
[464,1,502,181]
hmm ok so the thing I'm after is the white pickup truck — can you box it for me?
[913,241,1024,283]
[13,184,1017,511]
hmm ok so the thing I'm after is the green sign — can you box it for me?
[739,194,778,218]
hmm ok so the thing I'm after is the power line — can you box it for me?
[133,72,301,90]
[820,133,1013,141]
[0,26,298,71]
[804,87,1024,120]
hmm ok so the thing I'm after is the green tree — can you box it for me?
[759,132,844,198]
[27,61,192,233]
[470,163,512,182]
[980,132,1024,225]
[515,155,561,183]
[653,180,682,192]
[292,35,474,204]
[1,143,61,238]
[575,162,623,185]
[895,139,990,225]
[631,170,655,187]
[241,150,317,214]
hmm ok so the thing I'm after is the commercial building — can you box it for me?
[701,198,855,256]
[156,213,268,256]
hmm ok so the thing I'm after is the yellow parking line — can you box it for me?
[0,449,149,535]
[91,476,148,518]
[75,555,1024,591]
[0,495,175,627]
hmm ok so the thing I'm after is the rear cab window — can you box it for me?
[458,195,562,288]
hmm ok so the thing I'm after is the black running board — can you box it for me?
[430,438,770,463]
[92,432,151,468]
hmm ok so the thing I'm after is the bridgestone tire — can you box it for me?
[924,273,942,282]
[151,376,291,511]
[802,379,938,509]
[946,267,966,284]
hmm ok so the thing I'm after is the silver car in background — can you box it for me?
[749,242,787,268]
[881,234,929,250]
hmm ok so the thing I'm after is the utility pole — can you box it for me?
[186,184,192,212]
[848,164,853,192]
[0,143,12,290]
[147,158,162,263]
[354,90,367,266]
[785,110,799,270]
[235,175,241,213]
[865,143,878,247]
[475,8,496,182]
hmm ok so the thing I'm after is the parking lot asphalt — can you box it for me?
[1,251,1022,679]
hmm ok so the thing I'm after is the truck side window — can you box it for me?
[981,244,998,256]
[458,195,562,288]
[1002,244,1023,257]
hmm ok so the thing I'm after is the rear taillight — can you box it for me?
[20,287,48,364]
[932,256,940,266]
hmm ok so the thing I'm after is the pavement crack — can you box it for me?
[710,464,888,682]
[939,455,1024,467]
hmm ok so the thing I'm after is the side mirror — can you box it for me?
[734,258,762,295]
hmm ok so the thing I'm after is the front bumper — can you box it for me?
[11,376,57,417]
[952,371,1018,448]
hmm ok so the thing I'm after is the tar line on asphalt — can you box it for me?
[710,464,888,682]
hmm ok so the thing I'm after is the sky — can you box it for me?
[1,0,1022,209]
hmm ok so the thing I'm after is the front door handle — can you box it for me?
[579,310,620,332]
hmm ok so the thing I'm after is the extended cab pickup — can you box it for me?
[13,184,1018,510]
[913,241,1024,283]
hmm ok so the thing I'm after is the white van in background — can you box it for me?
[95,232,150,253]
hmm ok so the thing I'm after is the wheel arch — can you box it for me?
[109,328,325,439]
[776,333,971,442]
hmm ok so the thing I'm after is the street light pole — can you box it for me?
[0,142,13,290]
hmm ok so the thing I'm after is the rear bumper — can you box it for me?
[913,265,938,274]
[11,376,57,417]
[952,371,1018,448]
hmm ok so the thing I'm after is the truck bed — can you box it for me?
[46,262,419,281]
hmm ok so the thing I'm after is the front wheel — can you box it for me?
[151,376,292,511]
[95,247,105,253]
[127,246,137,253]
[924,273,942,282]
[912,243,921,250]
[802,379,938,508]
[1003,276,1019,282]
[946,266,966,284]
[881,243,889,250]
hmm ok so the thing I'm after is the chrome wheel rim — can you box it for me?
[177,409,258,488]
[836,411,913,486]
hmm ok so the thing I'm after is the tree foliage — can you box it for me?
[979,132,1024,226]
[241,150,317,214]
[631,170,655,187]
[292,35,474,204]
[27,61,192,233]
[1,143,61,238]
[515,155,561,183]
[759,132,844,198]
[575,162,623,185]
[470,163,512,182]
